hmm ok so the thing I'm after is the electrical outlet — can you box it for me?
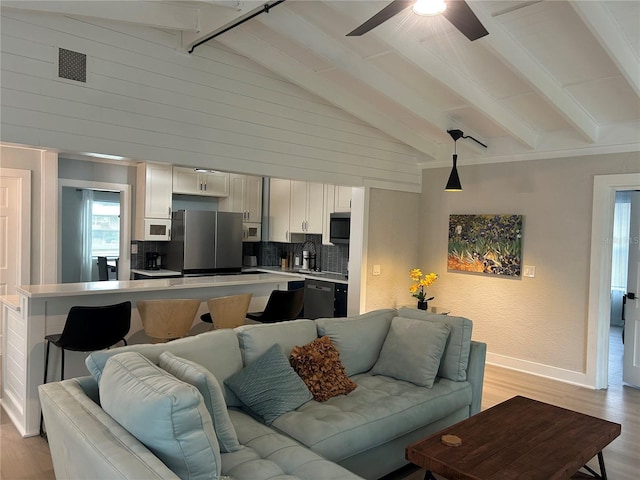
[131,243,138,254]
[523,265,536,278]
[373,264,381,276]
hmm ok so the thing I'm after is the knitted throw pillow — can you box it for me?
[290,336,357,402]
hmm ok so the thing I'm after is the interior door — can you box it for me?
[623,191,640,386]
[0,168,31,295]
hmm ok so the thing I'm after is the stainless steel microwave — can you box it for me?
[329,212,350,244]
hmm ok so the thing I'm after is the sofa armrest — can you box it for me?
[39,379,178,480]
[466,341,487,416]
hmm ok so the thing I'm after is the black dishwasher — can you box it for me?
[304,279,335,319]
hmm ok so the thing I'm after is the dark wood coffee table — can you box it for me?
[406,395,621,480]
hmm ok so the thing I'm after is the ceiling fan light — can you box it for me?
[413,0,447,16]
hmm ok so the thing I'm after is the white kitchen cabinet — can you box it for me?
[290,180,324,234]
[135,162,173,240]
[334,185,352,212]
[268,178,292,242]
[220,173,262,222]
[172,167,229,197]
[137,162,172,219]
[322,184,334,245]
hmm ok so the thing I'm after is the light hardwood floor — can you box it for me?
[2,360,638,479]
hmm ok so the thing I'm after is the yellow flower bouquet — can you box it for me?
[409,269,438,309]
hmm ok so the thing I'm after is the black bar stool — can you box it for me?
[246,288,304,323]
[41,301,131,436]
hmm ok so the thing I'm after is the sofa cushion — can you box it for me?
[235,319,318,365]
[272,373,472,463]
[289,336,357,402]
[224,344,312,425]
[370,316,450,388]
[100,352,221,480]
[158,351,240,453]
[315,309,395,376]
[221,410,362,480]
[86,329,245,406]
[396,308,473,381]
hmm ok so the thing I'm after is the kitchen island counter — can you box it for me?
[17,272,304,298]
[4,272,303,438]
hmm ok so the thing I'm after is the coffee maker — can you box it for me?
[146,252,160,270]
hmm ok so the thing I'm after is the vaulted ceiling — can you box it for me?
[5,0,639,167]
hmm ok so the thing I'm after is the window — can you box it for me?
[91,200,120,257]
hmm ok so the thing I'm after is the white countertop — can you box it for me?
[0,294,21,311]
[131,268,182,277]
[16,272,304,299]
[256,267,349,284]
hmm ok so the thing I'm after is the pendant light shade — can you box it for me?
[444,129,486,191]
[445,154,462,191]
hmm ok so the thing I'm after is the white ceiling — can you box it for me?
[5,0,640,167]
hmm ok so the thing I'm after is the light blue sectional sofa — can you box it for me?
[39,308,486,480]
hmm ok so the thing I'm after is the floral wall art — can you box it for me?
[448,214,523,277]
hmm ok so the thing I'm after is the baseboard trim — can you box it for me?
[486,352,593,389]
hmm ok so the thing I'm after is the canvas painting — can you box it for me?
[448,214,523,277]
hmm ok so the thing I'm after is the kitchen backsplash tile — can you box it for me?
[242,234,348,275]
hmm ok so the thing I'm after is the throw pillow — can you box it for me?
[224,344,312,425]
[158,351,240,453]
[289,336,357,402]
[396,308,473,381]
[99,352,221,480]
[371,316,451,388]
[315,309,395,376]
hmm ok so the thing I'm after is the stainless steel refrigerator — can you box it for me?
[167,210,243,275]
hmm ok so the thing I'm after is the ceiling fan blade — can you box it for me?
[346,0,413,36]
[443,0,489,41]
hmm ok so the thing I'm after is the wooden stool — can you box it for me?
[137,299,201,343]
[204,293,252,330]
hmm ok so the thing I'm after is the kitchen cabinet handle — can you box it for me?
[204,182,207,191]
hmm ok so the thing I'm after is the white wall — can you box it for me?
[419,151,640,384]
[363,188,420,312]
[0,144,57,284]
[0,9,421,192]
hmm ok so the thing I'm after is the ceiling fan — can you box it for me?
[346,0,489,41]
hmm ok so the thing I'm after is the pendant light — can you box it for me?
[445,154,462,191]
[445,129,487,192]
[446,130,464,191]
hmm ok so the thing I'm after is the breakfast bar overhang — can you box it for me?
[1,272,303,437]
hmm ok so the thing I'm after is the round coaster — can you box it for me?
[441,434,462,447]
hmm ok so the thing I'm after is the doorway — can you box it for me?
[608,192,633,385]
[588,173,640,389]
[58,179,131,283]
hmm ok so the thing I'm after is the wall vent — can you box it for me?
[58,48,87,83]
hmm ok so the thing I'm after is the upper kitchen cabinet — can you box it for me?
[268,178,292,242]
[135,162,172,240]
[172,167,229,197]
[290,180,324,235]
[219,173,262,222]
[268,179,327,242]
[334,186,352,212]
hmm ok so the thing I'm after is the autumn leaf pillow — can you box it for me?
[289,336,357,402]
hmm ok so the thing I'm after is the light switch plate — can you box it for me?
[523,265,536,278]
[373,264,381,276]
